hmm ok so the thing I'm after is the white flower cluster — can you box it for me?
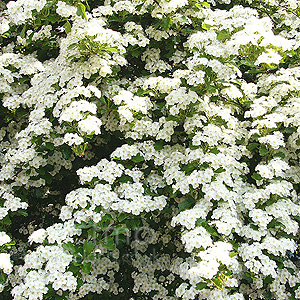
[0,231,11,246]
[113,90,152,125]
[0,253,13,274]
[56,0,77,18]
[6,0,47,25]
[2,0,300,299]
[165,87,198,115]
[11,245,76,299]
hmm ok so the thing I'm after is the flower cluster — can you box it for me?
[1,0,300,299]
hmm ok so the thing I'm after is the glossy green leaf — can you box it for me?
[63,21,72,33]
[196,282,207,290]
[251,173,263,180]
[62,242,76,254]
[131,153,144,163]
[83,241,95,255]
[259,145,269,156]
[77,3,87,20]
[247,143,259,151]
[154,140,164,151]
[82,262,91,273]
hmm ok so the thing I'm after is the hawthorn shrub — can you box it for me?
[1,0,300,299]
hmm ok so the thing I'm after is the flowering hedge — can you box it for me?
[1,0,300,299]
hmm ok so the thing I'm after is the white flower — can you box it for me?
[0,232,11,246]
[56,1,76,17]
[0,19,10,35]
[87,85,102,98]
[258,131,285,149]
[0,253,13,274]
[78,115,102,135]
[64,133,84,146]
[29,229,47,244]
[222,85,243,99]
[255,49,282,65]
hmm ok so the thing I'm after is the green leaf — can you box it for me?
[264,196,278,207]
[47,14,58,23]
[209,147,220,154]
[111,226,129,236]
[18,210,28,217]
[215,167,226,173]
[0,272,7,284]
[88,228,97,239]
[131,48,141,57]
[100,214,113,230]
[277,261,284,269]
[160,17,172,30]
[263,291,274,300]
[195,218,206,226]
[16,108,28,119]
[200,1,210,8]
[178,197,195,212]
[102,236,115,250]
[182,162,198,175]
[63,21,72,33]
[204,224,219,237]
[285,127,296,134]
[73,259,83,266]
[259,145,269,156]
[154,140,164,151]
[3,241,15,247]
[77,3,87,20]
[229,251,238,258]
[178,16,189,23]
[242,274,253,286]
[250,223,259,230]
[105,47,119,53]
[267,219,286,229]
[75,221,94,229]
[236,138,245,145]
[196,282,207,290]
[45,142,54,150]
[118,212,130,222]
[200,162,209,170]
[165,115,179,122]
[157,101,166,110]
[62,242,76,254]
[82,262,91,273]
[247,143,259,151]
[263,275,274,288]
[61,146,72,159]
[202,23,212,30]
[131,153,144,163]
[2,215,11,226]
[293,215,300,223]
[273,152,285,159]
[83,241,95,255]
[210,277,224,289]
[217,29,231,41]
[125,218,142,230]
[20,24,26,39]
[118,175,133,183]
[251,173,263,181]
[144,186,157,196]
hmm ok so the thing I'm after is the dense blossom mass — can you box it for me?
[1,0,300,299]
